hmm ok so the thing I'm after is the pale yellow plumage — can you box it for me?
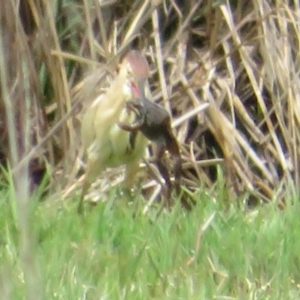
[78,51,149,213]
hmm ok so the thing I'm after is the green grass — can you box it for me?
[1,187,300,299]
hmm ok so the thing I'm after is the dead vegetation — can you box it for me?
[1,0,300,207]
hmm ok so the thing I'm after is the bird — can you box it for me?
[77,50,150,213]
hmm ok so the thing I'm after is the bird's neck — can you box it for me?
[110,74,133,99]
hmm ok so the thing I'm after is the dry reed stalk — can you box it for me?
[2,0,300,209]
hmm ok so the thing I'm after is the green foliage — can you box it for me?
[1,188,300,299]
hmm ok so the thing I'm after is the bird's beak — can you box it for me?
[131,78,146,99]
[136,79,146,99]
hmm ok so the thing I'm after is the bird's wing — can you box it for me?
[81,94,105,149]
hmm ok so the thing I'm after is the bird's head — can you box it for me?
[119,50,150,99]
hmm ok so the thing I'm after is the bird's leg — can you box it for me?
[78,158,104,214]
[78,179,90,214]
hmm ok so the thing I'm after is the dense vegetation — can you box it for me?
[1,0,300,298]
